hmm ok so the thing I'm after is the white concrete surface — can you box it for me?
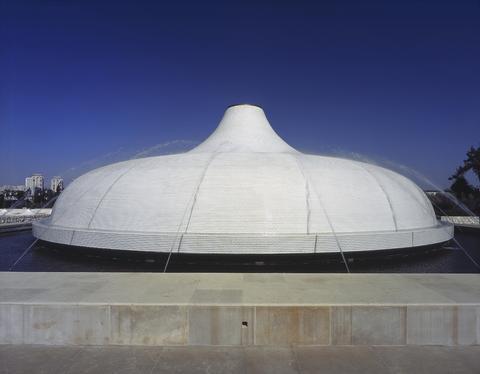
[0,345,480,374]
[1,345,480,374]
[1,273,479,347]
[33,105,452,253]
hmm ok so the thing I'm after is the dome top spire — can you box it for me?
[190,104,297,153]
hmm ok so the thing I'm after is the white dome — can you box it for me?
[33,104,453,253]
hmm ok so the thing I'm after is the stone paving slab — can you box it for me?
[1,345,480,374]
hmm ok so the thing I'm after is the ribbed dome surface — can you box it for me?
[33,105,453,253]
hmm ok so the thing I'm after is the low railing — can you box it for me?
[440,216,480,225]
[0,209,52,226]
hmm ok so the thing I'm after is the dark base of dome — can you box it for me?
[36,239,452,273]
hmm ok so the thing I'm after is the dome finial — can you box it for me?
[190,105,296,153]
[227,103,263,110]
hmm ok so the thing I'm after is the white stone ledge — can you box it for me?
[0,273,479,347]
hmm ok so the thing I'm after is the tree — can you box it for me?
[449,146,480,186]
[450,175,474,200]
[448,145,480,214]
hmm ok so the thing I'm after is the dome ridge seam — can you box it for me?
[86,159,146,230]
[354,162,398,231]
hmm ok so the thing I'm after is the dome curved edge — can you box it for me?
[33,218,454,254]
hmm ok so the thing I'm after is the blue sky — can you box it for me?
[1,0,479,188]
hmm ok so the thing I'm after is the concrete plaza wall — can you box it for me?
[1,304,479,347]
[1,273,479,347]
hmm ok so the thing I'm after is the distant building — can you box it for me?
[25,177,32,193]
[25,174,44,193]
[50,176,64,192]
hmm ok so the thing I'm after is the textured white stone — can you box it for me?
[23,305,110,345]
[0,304,23,344]
[33,104,452,253]
[352,306,406,345]
[406,306,456,346]
[110,305,187,346]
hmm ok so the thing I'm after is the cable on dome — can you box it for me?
[292,154,351,273]
[164,151,219,272]
[429,200,480,272]
[8,195,59,271]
